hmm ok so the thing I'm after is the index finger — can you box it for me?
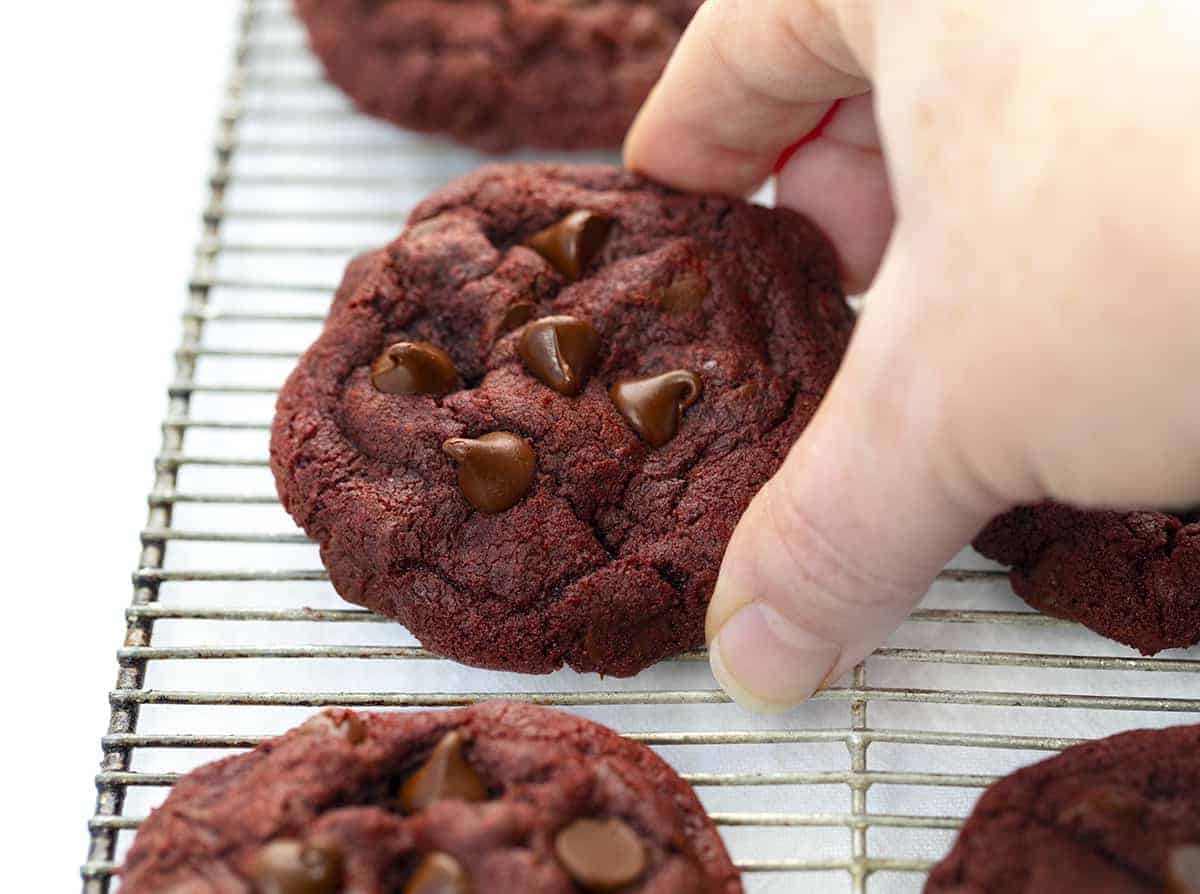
[624,0,871,195]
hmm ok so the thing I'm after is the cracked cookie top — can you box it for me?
[121,702,743,893]
[975,502,1200,655]
[269,164,852,675]
[293,0,703,151]
[925,724,1200,894]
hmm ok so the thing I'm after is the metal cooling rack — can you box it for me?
[83,2,1200,891]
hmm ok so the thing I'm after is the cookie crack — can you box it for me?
[1021,771,1167,889]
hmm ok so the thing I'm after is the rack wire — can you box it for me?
[83,2,1200,891]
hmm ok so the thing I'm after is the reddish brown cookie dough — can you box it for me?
[293,0,702,151]
[121,702,742,894]
[974,503,1200,654]
[925,725,1200,893]
[269,164,852,675]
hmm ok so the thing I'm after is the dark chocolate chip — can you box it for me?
[251,840,343,894]
[1167,845,1200,894]
[497,301,537,336]
[658,271,710,314]
[400,730,488,811]
[526,210,612,280]
[404,853,470,894]
[518,315,601,396]
[371,342,458,396]
[442,433,536,514]
[554,818,646,892]
[610,370,702,447]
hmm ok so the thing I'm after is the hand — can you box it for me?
[625,0,1200,712]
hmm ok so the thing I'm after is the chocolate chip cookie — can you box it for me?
[974,502,1200,654]
[925,724,1200,894]
[293,0,702,151]
[269,163,852,675]
[121,702,743,893]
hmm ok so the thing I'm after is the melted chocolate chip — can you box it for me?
[526,210,612,279]
[303,711,368,745]
[371,342,458,396]
[518,316,601,396]
[404,853,470,894]
[341,713,368,745]
[400,730,488,811]
[497,301,537,336]
[610,370,702,447]
[251,840,343,894]
[554,818,646,892]
[1167,845,1200,894]
[442,433,536,514]
[658,271,710,314]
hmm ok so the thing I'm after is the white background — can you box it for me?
[3,3,238,887]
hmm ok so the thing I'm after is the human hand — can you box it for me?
[625,0,1200,711]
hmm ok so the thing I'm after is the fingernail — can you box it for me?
[708,602,841,713]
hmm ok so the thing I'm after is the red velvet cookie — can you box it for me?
[974,502,1200,654]
[121,702,743,894]
[269,163,852,675]
[293,0,701,151]
[925,725,1200,894]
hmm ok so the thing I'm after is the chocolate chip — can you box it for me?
[554,818,646,892]
[371,342,458,396]
[497,301,536,336]
[400,730,488,811]
[442,433,536,514]
[658,272,710,314]
[404,853,470,894]
[1057,787,1144,827]
[610,370,702,447]
[518,315,601,396]
[526,210,612,280]
[1167,845,1200,894]
[251,840,342,894]
[302,711,368,745]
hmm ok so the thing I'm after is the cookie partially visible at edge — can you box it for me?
[121,701,743,893]
[925,724,1200,893]
[975,502,1200,654]
[294,0,702,151]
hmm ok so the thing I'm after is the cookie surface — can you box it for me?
[269,163,852,675]
[122,701,742,893]
[925,725,1200,894]
[974,502,1200,654]
[293,0,701,151]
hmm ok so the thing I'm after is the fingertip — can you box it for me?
[709,635,795,715]
[625,110,774,197]
[707,601,841,713]
[623,0,868,197]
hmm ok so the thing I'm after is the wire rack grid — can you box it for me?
[82,2,1200,891]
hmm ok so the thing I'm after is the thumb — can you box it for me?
[706,265,1007,713]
